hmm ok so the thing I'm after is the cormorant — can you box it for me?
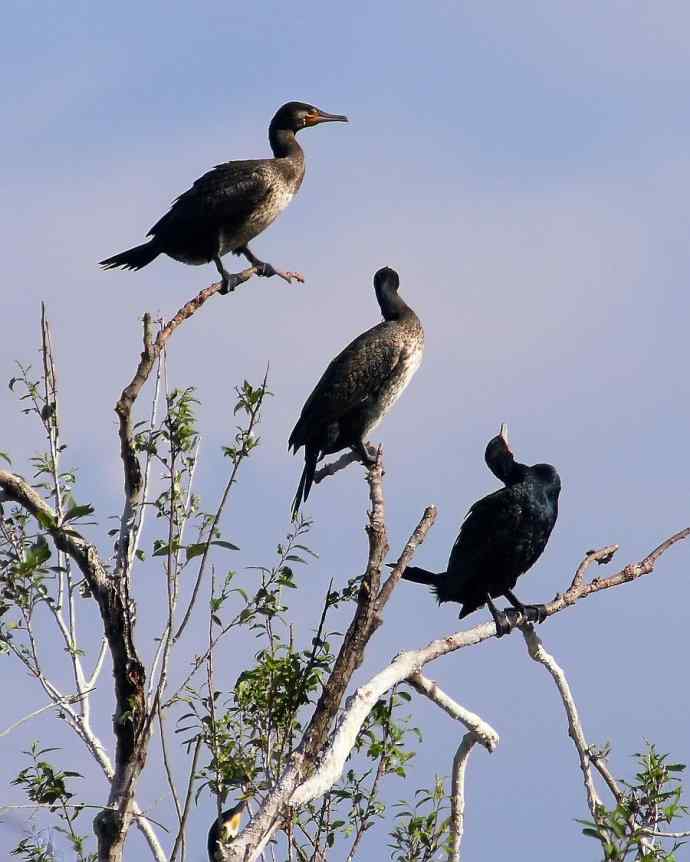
[401,425,560,636]
[289,267,424,515]
[207,801,245,861]
[100,101,348,294]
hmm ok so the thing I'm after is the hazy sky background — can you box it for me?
[2,2,690,859]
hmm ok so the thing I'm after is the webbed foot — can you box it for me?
[255,261,305,284]
[354,441,378,466]
[494,610,513,638]
[219,272,244,295]
[522,603,548,624]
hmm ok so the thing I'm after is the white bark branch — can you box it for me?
[521,625,601,818]
[449,733,477,862]
[406,673,499,752]
[405,672,498,862]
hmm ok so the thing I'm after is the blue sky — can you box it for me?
[2,2,690,859]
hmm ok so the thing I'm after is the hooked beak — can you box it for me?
[499,423,509,446]
[305,108,349,126]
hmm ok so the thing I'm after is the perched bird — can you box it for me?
[401,425,561,636]
[100,101,348,294]
[207,801,246,861]
[289,267,424,515]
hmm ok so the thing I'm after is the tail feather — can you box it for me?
[400,566,443,587]
[100,239,160,271]
[291,447,318,518]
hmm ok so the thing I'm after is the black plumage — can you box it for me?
[289,267,424,515]
[402,425,560,636]
[100,101,347,293]
[207,801,245,861]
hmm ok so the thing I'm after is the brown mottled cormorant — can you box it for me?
[207,801,245,861]
[401,425,561,636]
[289,267,424,515]
[100,101,348,294]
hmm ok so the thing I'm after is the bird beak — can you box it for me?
[499,423,509,446]
[305,109,349,126]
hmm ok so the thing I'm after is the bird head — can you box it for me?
[530,462,561,495]
[485,423,518,484]
[271,101,348,133]
[207,800,246,861]
[374,267,407,321]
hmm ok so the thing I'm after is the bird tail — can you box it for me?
[400,566,443,587]
[100,239,160,271]
[291,447,318,518]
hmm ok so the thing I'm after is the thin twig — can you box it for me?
[170,735,203,862]
[312,447,376,485]
[174,366,268,641]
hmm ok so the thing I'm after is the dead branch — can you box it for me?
[521,625,601,819]
[449,734,476,862]
[312,446,377,485]
[406,673,498,753]
[406,672,498,862]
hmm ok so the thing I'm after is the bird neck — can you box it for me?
[486,445,526,486]
[376,285,412,321]
[269,126,304,160]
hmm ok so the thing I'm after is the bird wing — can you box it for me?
[447,489,527,589]
[148,160,273,236]
[290,322,404,443]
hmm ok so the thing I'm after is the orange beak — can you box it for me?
[305,109,349,126]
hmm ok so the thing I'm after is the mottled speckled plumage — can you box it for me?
[207,801,245,861]
[289,267,424,514]
[402,428,560,628]
[100,101,347,288]
[147,156,304,265]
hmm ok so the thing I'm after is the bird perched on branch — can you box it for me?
[207,800,246,861]
[100,101,348,294]
[401,425,560,636]
[289,267,424,515]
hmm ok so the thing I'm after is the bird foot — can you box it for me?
[493,610,513,638]
[218,272,243,295]
[256,261,305,284]
[523,603,548,624]
[356,442,379,467]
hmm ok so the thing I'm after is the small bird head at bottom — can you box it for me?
[272,101,348,132]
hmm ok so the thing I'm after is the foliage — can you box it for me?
[10,743,96,861]
[388,776,451,862]
[580,744,688,861]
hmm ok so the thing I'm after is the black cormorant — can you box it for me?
[207,801,245,861]
[401,425,560,636]
[100,101,347,294]
[289,267,424,515]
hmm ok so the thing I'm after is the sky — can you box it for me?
[2,1,690,859]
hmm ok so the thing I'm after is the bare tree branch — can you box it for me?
[521,625,601,819]
[0,696,87,737]
[406,673,498,753]
[449,733,477,862]
[405,672,498,862]
[312,446,376,485]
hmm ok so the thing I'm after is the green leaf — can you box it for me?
[211,540,240,551]
[63,504,95,522]
[0,451,11,465]
[186,540,239,561]
[185,543,207,561]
